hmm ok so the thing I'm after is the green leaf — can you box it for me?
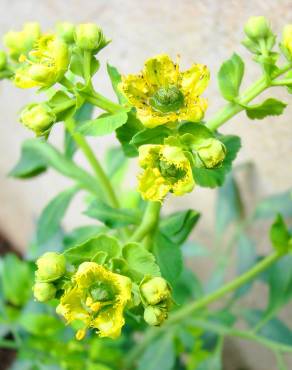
[270,214,290,252]
[172,268,204,304]
[36,187,79,250]
[265,255,292,315]
[64,103,94,159]
[130,126,172,148]
[233,234,257,298]
[116,111,144,157]
[254,190,292,219]
[9,141,47,179]
[244,309,292,346]
[77,110,128,136]
[22,139,102,197]
[122,242,161,282]
[64,234,121,265]
[104,146,128,186]
[193,135,241,188]
[160,210,200,245]
[178,121,214,141]
[138,333,175,370]
[215,173,243,236]
[107,63,127,104]
[218,53,244,101]
[63,225,108,249]
[0,254,33,306]
[19,313,64,336]
[84,200,142,228]
[245,98,287,119]
[153,233,183,286]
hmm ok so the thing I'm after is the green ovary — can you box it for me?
[150,86,184,113]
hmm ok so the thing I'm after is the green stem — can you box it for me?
[126,250,283,366]
[0,339,18,349]
[206,63,292,131]
[52,99,76,114]
[83,50,92,86]
[130,202,161,242]
[85,92,122,113]
[65,118,120,208]
[271,78,292,86]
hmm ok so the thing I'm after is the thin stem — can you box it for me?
[130,202,161,242]
[206,63,292,131]
[83,50,92,86]
[84,92,122,113]
[126,251,283,366]
[52,99,76,114]
[65,118,120,208]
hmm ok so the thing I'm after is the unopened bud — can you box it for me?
[282,25,292,57]
[36,252,66,282]
[244,16,272,41]
[56,22,75,44]
[20,103,56,136]
[144,306,168,326]
[33,282,56,302]
[140,277,170,306]
[196,138,226,169]
[74,23,108,51]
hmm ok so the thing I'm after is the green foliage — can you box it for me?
[153,232,183,286]
[245,98,287,119]
[254,190,292,218]
[36,186,79,250]
[9,140,47,178]
[0,254,33,306]
[107,63,128,104]
[269,214,291,253]
[84,200,142,228]
[218,53,244,101]
[130,126,172,148]
[160,209,200,245]
[77,109,129,136]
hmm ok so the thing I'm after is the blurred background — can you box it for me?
[0,0,291,369]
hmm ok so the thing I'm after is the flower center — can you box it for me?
[158,160,186,184]
[89,282,115,302]
[150,86,184,113]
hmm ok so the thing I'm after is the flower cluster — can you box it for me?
[33,238,171,340]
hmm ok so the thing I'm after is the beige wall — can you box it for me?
[0,1,291,368]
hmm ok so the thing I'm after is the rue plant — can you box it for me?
[0,17,292,370]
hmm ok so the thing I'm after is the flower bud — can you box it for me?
[244,16,272,41]
[20,103,56,136]
[36,252,66,282]
[56,22,75,44]
[140,277,170,306]
[282,25,292,57]
[144,306,168,326]
[0,50,7,71]
[74,23,107,51]
[196,138,226,169]
[33,282,56,302]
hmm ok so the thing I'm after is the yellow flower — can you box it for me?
[119,54,209,128]
[283,25,292,57]
[3,22,41,61]
[56,262,132,340]
[14,34,69,89]
[138,144,195,202]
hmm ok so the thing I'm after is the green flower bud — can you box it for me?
[196,138,226,169]
[56,22,75,44]
[140,277,170,306]
[244,16,272,41]
[36,252,66,282]
[33,282,56,302]
[144,306,168,326]
[74,23,108,51]
[20,103,56,136]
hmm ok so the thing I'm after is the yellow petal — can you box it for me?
[136,106,177,128]
[119,74,150,108]
[138,167,170,202]
[180,63,210,98]
[143,54,178,87]
[179,97,208,122]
